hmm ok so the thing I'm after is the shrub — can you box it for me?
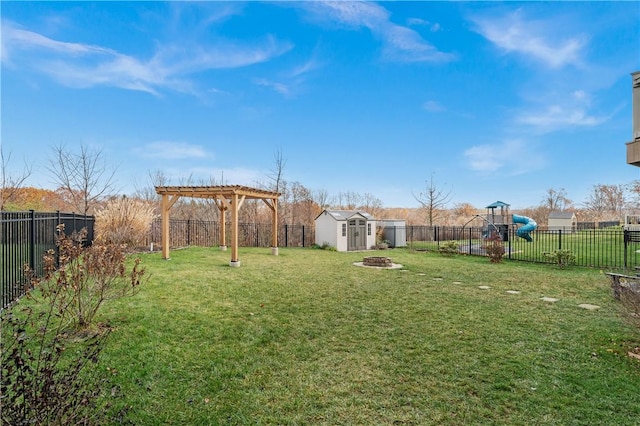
[482,232,505,263]
[95,196,156,249]
[438,241,459,256]
[1,307,110,425]
[0,227,146,425]
[543,249,576,268]
[373,240,390,250]
[33,226,147,331]
[619,287,640,329]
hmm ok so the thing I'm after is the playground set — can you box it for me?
[469,201,538,242]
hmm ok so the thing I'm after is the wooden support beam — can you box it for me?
[160,194,180,259]
[230,193,240,265]
[271,197,278,255]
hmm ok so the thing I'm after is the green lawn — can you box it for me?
[98,247,640,425]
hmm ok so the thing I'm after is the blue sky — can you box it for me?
[2,1,639,209]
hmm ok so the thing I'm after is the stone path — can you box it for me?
[413,274,602,310]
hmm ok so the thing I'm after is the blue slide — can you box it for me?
[512,214,537,242]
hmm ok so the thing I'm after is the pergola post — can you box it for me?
[271,197,279,255]
[161,194,180,260]
[161,194,170,259]
[230,193,240,267]
[216,198,228,251]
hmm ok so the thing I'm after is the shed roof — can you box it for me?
[315,209,375,221]
[548,211,576,219]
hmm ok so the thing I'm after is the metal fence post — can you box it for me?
[558,229,562,250]
[624,229,629,269]
[284,224,288,247]
[29,210,36,272]
[302,225,305,248]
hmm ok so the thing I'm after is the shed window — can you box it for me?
[342,223,346,237]
[367,223,371,235]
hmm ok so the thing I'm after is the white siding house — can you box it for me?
[548,211,577,232]
[315,210,377,251]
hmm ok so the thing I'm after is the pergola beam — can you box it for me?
[155,185,280,266]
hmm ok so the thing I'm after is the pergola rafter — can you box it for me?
[155,185,280,266]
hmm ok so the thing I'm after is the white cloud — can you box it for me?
[254,78,292,97]
[515,88,610,132]
[517,105,608,130]
[464,139,546,175]
[423,100,446,112]
[1,19,293,96]
[299,2,454,63]
[134,142,211,160]
[470,9,586,68]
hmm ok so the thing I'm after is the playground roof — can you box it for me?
[486,201,510,209]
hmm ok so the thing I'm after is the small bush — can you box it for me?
[482,232,505,263]
[543,249,576,268]
[312,242,336,251]
[0,227,146,425]
[619,288,640,329]
[95,196,156,249]
[438,241,459,256]
[373,240,390,250]
[34,226,147,331]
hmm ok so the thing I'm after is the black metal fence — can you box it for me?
[405,225,637,271]
[144,220,638,271]
[144,219,315,249]
[1,211,95,309]
[7,215,633,308]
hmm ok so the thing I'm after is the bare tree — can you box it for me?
[268,148,286,194]
[48,144,117,215]
[134,169,169,202]
[313,188,331,211]
[583,184,626,221]
[359,192,383,218]
[336,191,361,210]
[413,174,453,226]
[1,147,32,210]
[542,188,572,212]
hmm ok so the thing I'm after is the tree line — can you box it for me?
[2,144,639,228]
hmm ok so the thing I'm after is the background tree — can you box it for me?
[413,174,452,226]
[583,184,626,221]
[1,147,32,210]
[48,144,117,215]
[542,188,572,211]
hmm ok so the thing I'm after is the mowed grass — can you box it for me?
[99,247,640,425]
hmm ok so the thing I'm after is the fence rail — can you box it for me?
[405,225,638,271]
[145,219,639,270]
[4,215,637,309]
[1,211,94,309]
[144,219,315,249]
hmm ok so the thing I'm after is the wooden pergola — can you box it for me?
[155,185,280,266]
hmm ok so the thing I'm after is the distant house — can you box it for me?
[548,211,577,232]
[314,210,376,252]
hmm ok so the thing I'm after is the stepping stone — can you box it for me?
[417,273,426,276]
[578,304,600,310]
[433,277,443,281]
[506,290,521,295]
[478,285,491,290]
[541,297,559,303]
[452,281,462,284]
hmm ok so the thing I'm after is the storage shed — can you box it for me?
[378,219,407,248]
[315,210,376,252]
[548,211,577,232]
